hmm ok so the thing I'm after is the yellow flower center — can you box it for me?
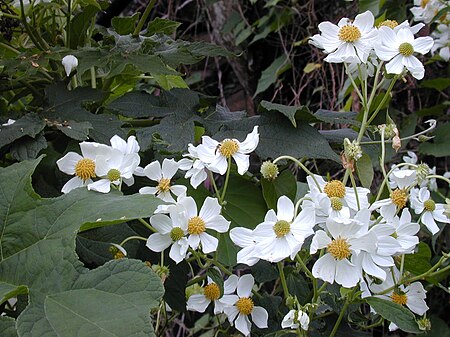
[378,20,399,29]
[157,178,171,193]
[338,25,361,43]
[219,139,239,158]
[236,297,254,315]
[204,283,221,301]
[170,227,184,241]
[391,292,407,305]
[114,251,125,259]
[399,42,414,56]
[390,189,408,208]
[188,216,206,235]
[107,168,121,182]
[330,197,343,211]
[327,237,351,260]
[424,199,435,212]
[324,180,346,198]
[421,0,429,8]
[75,158,96,181]
[273,220,291,238]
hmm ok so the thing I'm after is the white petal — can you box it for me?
[224,275,239,294]
[199,233,219,253]
[146,233,172,252]
[334,259,360,288]
[230,227,255,247]
[276,196,294,222]
[421,212,439,235]
[205,215,230,233]
[139,186,158,195]
[353,11,374,34]
[188,234,201,250]
[187,294,210,313]
[143,161,162,181]
[170,184,187,197]
[61,176,85,193]
[150,214,173,234]
[238,126,259,153]
[251,306,268,328]
[199,197,221,222]
[312,254,336,284]
[209,154,228,175]
[161,158,179,179]
[57,152,82,175]
[232,152,250,175]
[235,314,251,336]
[397,28,414,44]
[385,54,405,74]
[169,240,188,263]
[87,179,111,193]
[237,274,254,298]
[310,230,331,254]
[412,36,434,54]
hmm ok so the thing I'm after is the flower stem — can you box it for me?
[138,218,157,233]
[274,156,322,192]
[119,235,147,246]
[277,262,290,300]
[220,157,232,203]
[329,287,356,337]
[132,0,156,37]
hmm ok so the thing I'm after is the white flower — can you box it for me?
[309,11,378,63]
[176,196,230,253]
[410,187,450,235]
[310,215,377,288]
[56,141,112,193]
[139,159,187,203]
[1,119,16,126]
[196,126,259,175]
[62,55,78,76]
[87,150,140,193]
[375,27,434,79]
[431,24,450,61]
[281,309,309,331]
[110,135,140,155]
[229,227,260,266]
[410,0,445,24]
[382,208,419,254]
[178,144,208,189]
[251,196,315,263]
[187,275,238,314]
[146,211,189,264]
[377,19,425,35]
[224,274,268,336]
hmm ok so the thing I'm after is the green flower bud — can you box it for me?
[260,161,279,180]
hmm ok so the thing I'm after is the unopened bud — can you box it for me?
[417,318,431,331]
[62,55,78,77]
[109,243,127,259]
[416,135,434,142]
[343,138,362,160]
[152,264,170,283]
[260,161,279,180]
[416,163,430,184]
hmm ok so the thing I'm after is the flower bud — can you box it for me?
[417,318,431,331]
[62,55,78,77]
[416,163,430,184]
[109,243,127,259]
[343,138,362,160]
[260,161,279,180]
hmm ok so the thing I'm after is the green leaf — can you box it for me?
[250,261,279,283]
[365,297,422,333]
[0,316,17,337]
[421,78,450,91]
[258,100,315,127]
[44,84,126,143]
[69,5,100,49]
[108,91,173,118]
[11,134,47,161]
[254,55,291,97]
[0,113,45,149]
[164,260,189,312]
[303,62,321,74]
[419,123,450,157]
[261,169,297,210]
[0,282,28,305]
[0,157,164,336]
[111,13,140,35]
[56,120,92,141]
[286,272,311,305]
[359,0,383,16]
[314,109,360,126]
[404,242,432,276]
[356,153,374,189]
[145,18,181,36]
[153,74,189,90]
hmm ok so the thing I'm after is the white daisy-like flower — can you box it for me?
[410,0,445,24]
[375,27,434,79]
[146,211,189,264]
[139,158,187,203]
[176,196,230,254]
[178,143,208,189]
[187,275,238,314]
[377,19,425,35]
[229,227,260,266]
[62,55,78,76]
[224,274,268,336]
[250,196,315,263]
[381,208,419,254]
[431,24,450,61]
[309,10,378,64]
[310,215,377,288]
[281,309,309,331]
[87,149,140,193]
[196,126,259,175]
[56,141,112,193]
[110,135,140,155]
[410,187,450,235]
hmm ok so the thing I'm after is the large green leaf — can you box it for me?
[0,113,45,149]
[0,157,164,336]
[419,123,450,157]
[254,55,291,97]
[261,169,297,210]
[145,18,181,36]
[69,5,100,49]
[404,242,432,276]
[365,297,422,333]
[111,13,140,35]
[356,153,374,189]
[258,101,315,127]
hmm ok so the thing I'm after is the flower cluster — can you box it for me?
[310,10,435,79]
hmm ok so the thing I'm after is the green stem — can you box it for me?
[344,63,364,103]
[0,42,20,54]
[220,157,232,203]
[274,156,322,192]
[277,262,290,300]
[90,67,96,89]
[348,170,361,210]
[186,275,206,287]
[379,127,389,188]
[329,288,356,337]
[66,0,72,47]
[426,175,450,186]
[138,218,157,233]
[119,235,147,246]
[132,0,157,37]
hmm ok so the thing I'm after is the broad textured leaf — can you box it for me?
[145,18,181,36]
[11,134,48,161]
[419,123,450,157]
[44,84,125,143]
[421,77,450,91]
[56,120,92,141]
[258,100,316,127]
[404,242,432,276]
[108,91,174,118]
[0,113,45,149]
[69,6,100,49]
[365,297,422,333]
[0,316,17,337]
[314,109,360,126]
[0,282,28,305]
[0,157,164,337]
[186,42,234,58]
[153,74,189,90]
[358,0,383,16]
[251,261,279,283]
[356,153,374,189]
[163,260,189,312]
[254,55,291,97]
[261,169,297,210]
[286,272,311,305]
[111,13,140,35]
